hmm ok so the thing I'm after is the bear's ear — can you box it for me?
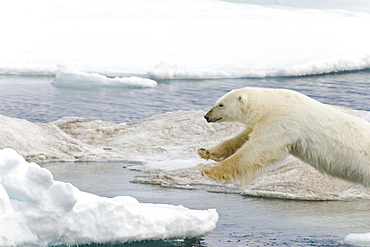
[238,95,246,103]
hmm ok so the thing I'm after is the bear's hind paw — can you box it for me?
[198,164,233,184]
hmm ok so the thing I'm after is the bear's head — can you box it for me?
[204,89,248,123]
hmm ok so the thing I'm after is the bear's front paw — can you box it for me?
[198,148,211,160]
[198,148,224,161]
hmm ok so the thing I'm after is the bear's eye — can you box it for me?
[218,104,224,107]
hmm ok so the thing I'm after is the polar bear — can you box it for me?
[198,87,370,187]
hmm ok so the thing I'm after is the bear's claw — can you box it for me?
[198,163,212,178]
[198,148,225,161]
[198,148,210,160]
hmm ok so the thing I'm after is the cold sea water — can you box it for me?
[1,70,370,124]
[1,71,370,246]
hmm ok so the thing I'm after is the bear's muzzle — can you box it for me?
[204,115,222,123]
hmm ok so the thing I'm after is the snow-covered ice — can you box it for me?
[0,148,218,246]
[345,232,370,246]
[0,0,369,79]
[52,66,157,88]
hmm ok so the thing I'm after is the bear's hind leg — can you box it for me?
[198,127,252,162]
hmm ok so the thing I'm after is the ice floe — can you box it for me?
[345,232,370,246]
[0,148,218,246]
[52,66,157,88]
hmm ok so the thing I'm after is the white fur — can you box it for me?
[198,87,370,187]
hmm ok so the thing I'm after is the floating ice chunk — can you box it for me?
[0,148,218,245]
[52,66,157,88]
[344,232,370,246]
[67,192,218,245]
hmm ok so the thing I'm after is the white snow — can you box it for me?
[345,232,370,246]
[0,0,369,78]
[52,66,157,88]
[0,148,218,246]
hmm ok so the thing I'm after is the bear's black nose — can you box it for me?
[204,116,209,122]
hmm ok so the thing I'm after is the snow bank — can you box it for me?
[52,66,157,88]
[0,148,218,246]
[147,56,370,79]
[1,0,370,78]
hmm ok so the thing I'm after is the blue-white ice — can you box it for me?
[345,233,370,246]
[0,148,218,246]
[0,0,369,81]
